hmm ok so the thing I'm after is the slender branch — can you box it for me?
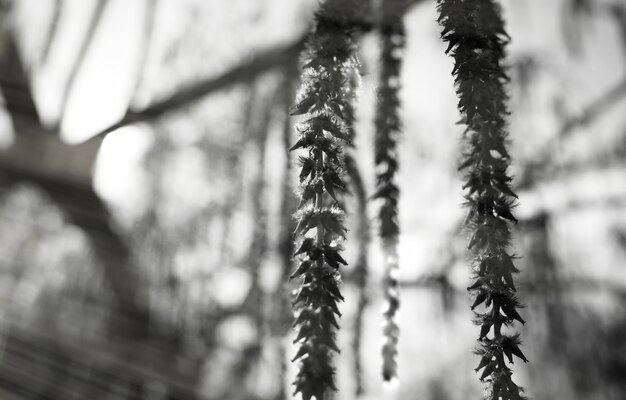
[233,83,274,385]
[56,0,108,128]
[519,3,626,188]
[129,0,158,105]
[39,0,64,65]
[559,78,626,137]
[91,35,308,139]
[344,156,370,397]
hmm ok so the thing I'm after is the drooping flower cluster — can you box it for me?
[374,6,405,382]
[289,5,360,400]
[437,1,528,399]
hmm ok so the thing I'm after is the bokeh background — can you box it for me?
[0,0,625,399]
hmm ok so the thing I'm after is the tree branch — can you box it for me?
[559,77,626,137]
[91,35,308,139]
[517,77,626,190]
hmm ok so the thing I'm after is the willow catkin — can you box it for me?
[374,12,405,382]
[289,4,360,399]
[437,0,529,399]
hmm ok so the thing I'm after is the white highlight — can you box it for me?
[93,125,152,216]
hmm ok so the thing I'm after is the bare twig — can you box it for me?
[517,77,626,190]
[345,156,370,397]
[129,0,158,105]
[91,35,307,139]
[39,0,64,65]
[56,0,108,128]
[559,78,626,137]
[233,82,273,387]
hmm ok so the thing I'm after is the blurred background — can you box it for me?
[0,0,625,399]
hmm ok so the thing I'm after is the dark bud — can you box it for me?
[467,278,485,291]
[471,290,488,310]
[290,260,311,280]
[295,238,314,256]
[510,344,529,363]
[502,304,526,325]
[475,354,492,372]
[479,361,497,381]
[290,96,316,116]
[479,323,491,340]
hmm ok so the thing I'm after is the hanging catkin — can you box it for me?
[289,2,360,399]
[374,1,405,382]
[437,1,529,399]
